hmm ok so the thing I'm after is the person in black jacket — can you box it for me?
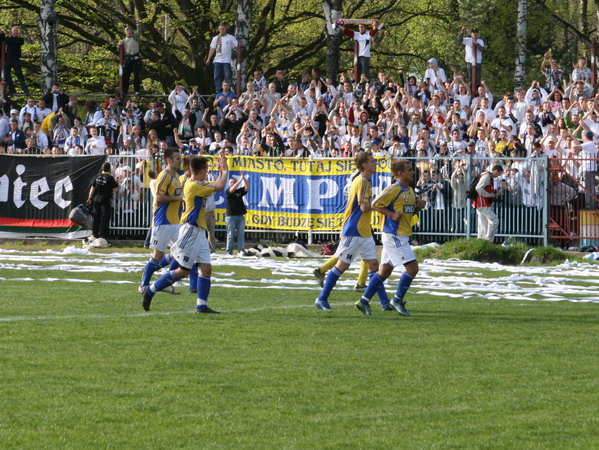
[42,83,69,113]
[87,162,119,241]
[225,172,250,255]
[155,102,177,146]
[1,27,28,95]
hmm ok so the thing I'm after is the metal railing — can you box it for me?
[107,154,599,247]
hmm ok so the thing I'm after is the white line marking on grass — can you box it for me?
[0,303,337,322]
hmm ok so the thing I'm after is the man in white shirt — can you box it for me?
[20,98,41,123]
[577,131,598,209]
[337,21,381,81]
[460,26,484,88]
[491,106,515,136]
[85,125,107,155]
[205,23,239,93]
[424,58,447,93]
[37,99,52,123]
[0,110,9,140]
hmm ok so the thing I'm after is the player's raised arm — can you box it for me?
[214,153,229,191]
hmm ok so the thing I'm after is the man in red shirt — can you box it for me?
[473,165,504,241]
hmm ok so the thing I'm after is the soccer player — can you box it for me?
[141,154,229,312]
[355,160,426,316]
[314,151,390,312]
[140,147,183,294]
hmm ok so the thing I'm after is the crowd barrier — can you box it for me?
[107,154,599,248]
[1,153,595,247]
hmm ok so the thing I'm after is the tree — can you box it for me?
[322,0,343,81]
[514,0,528,88]
[235,0,252,94]
[38,0,58,94]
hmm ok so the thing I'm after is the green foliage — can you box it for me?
[1,0,596,95]
[414,238,591,265]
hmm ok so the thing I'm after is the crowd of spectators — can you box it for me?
[1,27,598,214]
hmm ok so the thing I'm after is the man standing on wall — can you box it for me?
[205,23,239,94]
[1,26,29,95]
[459,26,484,90]
[118,17,142,96]
[336,21,380,82]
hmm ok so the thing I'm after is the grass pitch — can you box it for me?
[0,246,598,448]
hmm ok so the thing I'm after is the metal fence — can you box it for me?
[108,154,599,248]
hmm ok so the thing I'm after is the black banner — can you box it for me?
[0,155,106,236]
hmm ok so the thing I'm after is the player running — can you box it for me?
[139,147,183,294]
[141,153,229,312]
[355,160,425,316]
[314,151,390,311]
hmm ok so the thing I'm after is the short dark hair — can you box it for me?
[163,147,180,162]
[492,164,504,172]
[190,156,209,174]
[102,162,111,172]
[391,159,411,176]
[355,151,373,171]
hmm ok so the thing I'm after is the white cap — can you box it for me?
[10,109,18,115]
[123,165,132,171]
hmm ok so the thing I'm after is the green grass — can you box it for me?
[1,247,598,448]
[415,238,594,266]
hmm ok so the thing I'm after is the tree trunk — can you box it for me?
[235,0,252,95]
[581,0,589,41]
[322,0,343,82]
[38,0,58,94]
[513,0,527,89]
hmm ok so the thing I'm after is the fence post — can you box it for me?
[0,41,5,98]
[118,43,124,98]
[542,155,549,247]
[592,38,597,89]
[465,154,473,238]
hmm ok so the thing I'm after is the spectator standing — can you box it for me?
[337,21,380,81]
[473,165,504,241]
[460,26,484,89]
[85,125,106,155]
[205,23,239,93]
[0,110,8,141]
[4,119,25,153]
[424,58,447,93]
[225,172,250,255]
[87,162,119,242]
[577,131,598,209]
[1,27,28,95]
[571,57,592,84]
[272,68,289,95]
[540,51,564,91]
[118,18,143,96]
[168,85,189,118]
[43,84,69,113]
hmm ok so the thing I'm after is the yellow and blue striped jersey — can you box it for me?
[373,182,417,236]
[153,170,182,226]
[180,180,216,229]
[341,174,372,237]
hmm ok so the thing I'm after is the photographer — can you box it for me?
[473,164,504,242]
